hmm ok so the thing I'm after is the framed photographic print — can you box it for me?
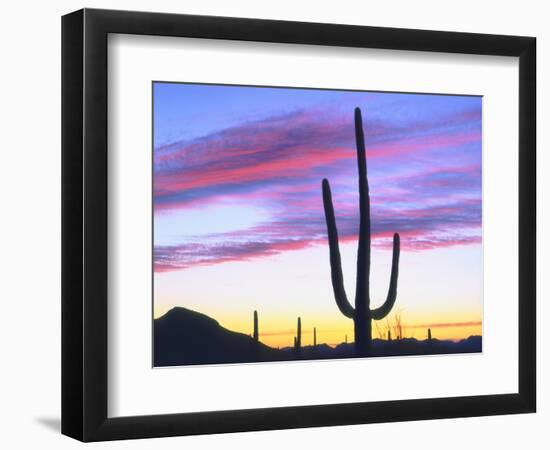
[62,8,536,441]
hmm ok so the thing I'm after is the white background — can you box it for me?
[109,35,518,417]
[0,0,546,448]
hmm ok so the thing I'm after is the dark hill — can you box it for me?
[154,307,283,366]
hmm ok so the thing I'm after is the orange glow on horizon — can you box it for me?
[154,305,481,348]
[153,243,483,350]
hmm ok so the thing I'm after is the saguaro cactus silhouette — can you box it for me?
[428,328,432,342]
[295,317,302,350]
[253,310,259,342]
[313,327,317,347]
[322,107,401,356]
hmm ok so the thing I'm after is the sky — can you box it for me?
[153,82,483,347]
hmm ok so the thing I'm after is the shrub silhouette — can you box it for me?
[322,107,401,356]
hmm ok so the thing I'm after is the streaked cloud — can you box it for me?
[154,87,481,272]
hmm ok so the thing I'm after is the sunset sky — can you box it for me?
[153,82,482,347]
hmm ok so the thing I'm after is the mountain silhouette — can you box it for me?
[154,307,283,366]
[154,307,482,366]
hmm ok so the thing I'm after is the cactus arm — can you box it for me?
[371,233,401,320]
[322,178,355,319]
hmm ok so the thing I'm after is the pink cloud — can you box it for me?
[154,105,482,272]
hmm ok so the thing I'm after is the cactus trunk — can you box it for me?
[322,107,401,357]
[354,106,371,355]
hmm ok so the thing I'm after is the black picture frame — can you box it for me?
[62,8,536,442]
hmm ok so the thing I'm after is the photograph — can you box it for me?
[152,83,483,367]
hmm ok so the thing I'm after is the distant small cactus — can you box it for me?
[253,310,259,342]
[428,328,432,342]
[387,330,392,341]
[295,317,302,351]
[313,327,317,347]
